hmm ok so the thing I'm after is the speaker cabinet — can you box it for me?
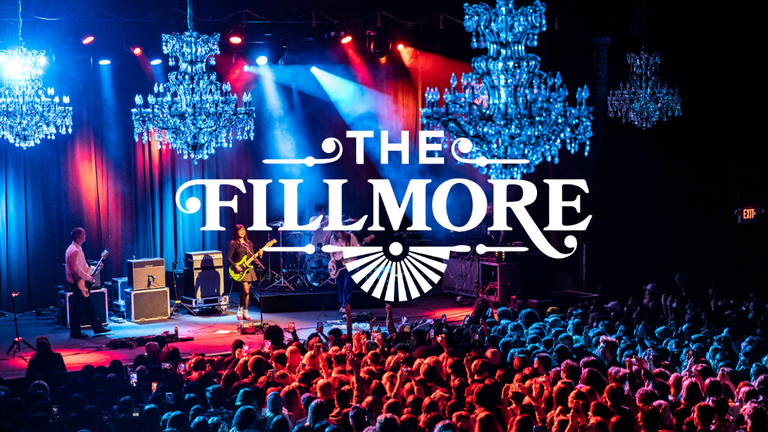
[184,250,224,269]
[59,289,108,328]
[124,288,169,322]
[442,257,479,297]
[184,267,224,299]
[479,261,519,305]
[127,258,165,291]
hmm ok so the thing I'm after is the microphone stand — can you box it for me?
[7,292,36,358]
[244,246,268,331]
[169,261,196,317]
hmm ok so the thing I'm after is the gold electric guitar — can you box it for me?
[328,235,374,280]
[229,239,276,281]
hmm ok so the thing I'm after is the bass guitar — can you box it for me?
[328,235,374,280]
[229,239,276,282]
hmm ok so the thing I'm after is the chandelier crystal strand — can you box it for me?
[420,0,592,180]
[607,51,681,129]
[131,0,255,162]
[0,0,73,148]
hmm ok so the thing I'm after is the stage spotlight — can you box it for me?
[132,47,142,56]
[397,43,405,51]
[98,59,111,65]
[82,35,95,45]
[150,59,162,65]
[310,66,318,72]
[267,37,288,64]
[256,55,268,66]
[366,31,391,58]
[230,35,243,45]
[341,35,353,45]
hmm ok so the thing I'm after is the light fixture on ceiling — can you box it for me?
[132,0,255,162]
[0,0,72,148]
[366,30,390,58]
[420,0,592,179]
[608,52,681,129]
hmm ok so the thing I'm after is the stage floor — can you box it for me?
[0,293,472,380]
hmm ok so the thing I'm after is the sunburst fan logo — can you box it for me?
[323,243,470,302]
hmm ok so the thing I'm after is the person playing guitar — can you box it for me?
[227,224,263,320]
[64,227,111,338]
[329,231,373,313]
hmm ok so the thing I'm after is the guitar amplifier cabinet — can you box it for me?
[127,258,166,291]
[184,267,224,299]
[124,288,169,322]
[184,250,224,269]
[442,257,479,298]
[59,289,108,328]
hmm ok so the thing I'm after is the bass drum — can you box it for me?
[304,253,331,287]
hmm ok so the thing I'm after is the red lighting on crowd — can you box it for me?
[230,35,243,45]
[82,36,95,45]
[341,35,353,44]
[132,47,142,56]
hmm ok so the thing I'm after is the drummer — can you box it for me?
[309,203,331,248]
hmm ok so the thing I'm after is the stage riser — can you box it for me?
[256,290,386,313]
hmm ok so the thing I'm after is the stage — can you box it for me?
[0,292,472,381]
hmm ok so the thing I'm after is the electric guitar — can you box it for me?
[229,239,276,281]
[82,250,108,291]
[328,235,374,280]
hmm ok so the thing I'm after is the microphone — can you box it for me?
[147,274,155,287]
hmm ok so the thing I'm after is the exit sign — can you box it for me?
[737,207,763,223]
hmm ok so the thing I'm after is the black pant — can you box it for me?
[69,282,105,335]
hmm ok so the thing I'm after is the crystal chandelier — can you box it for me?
[608,51,681,129]
[0,0,72,148]
[420,0,592,180]
[132,0,255,162]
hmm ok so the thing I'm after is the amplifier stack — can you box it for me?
[121,258,170,321]
[181,250,228,311]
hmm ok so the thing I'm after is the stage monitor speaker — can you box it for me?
[184,267,224,299]
[127,258,165,291]
[124,288,169,322]
[59,288,108,328]
[185,250,224,269]
[442,257,479,298]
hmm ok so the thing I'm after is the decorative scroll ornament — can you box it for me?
[420,0,592,180]
[132,0,255,162]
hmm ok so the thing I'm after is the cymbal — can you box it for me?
[342,218,358,224]
[268,220,284,227]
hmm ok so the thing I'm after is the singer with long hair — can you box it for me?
[227,224,261,320]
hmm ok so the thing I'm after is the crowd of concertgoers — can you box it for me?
[4,276,768,432]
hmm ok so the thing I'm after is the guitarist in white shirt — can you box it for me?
[64,227,110,339]
[329,230,359,313]
[227,224,262,320]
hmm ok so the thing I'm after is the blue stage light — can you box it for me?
[256,56,268,66]
[98,59,111,65]
[150,59,162,65]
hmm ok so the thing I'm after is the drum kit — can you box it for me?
[261,217,358,289]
